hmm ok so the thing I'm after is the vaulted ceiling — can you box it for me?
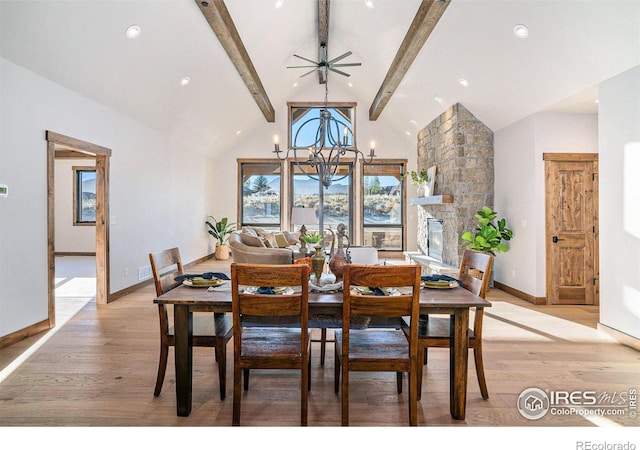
[1,0,639,158]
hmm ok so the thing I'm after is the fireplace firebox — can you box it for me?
[427,218,444,261]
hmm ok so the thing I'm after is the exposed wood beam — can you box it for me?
[317,0,330,84]
[369,0,450,121]
[196,0,275,122]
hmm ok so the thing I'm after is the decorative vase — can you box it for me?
[311,245,325,282]
[328,223,349,282]
[417,183,426,197]
[214,243,230,260]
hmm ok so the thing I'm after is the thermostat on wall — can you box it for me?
[0,184,7,198]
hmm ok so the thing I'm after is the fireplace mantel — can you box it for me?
[410,195,453,206]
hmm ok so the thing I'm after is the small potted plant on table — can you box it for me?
[301,232,325,281]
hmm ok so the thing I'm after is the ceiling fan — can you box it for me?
[287,44,361,81]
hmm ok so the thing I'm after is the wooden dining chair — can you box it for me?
[230,263,311,426]
[410,249,494,400]
[149,248,233,400]
[334,264,421,426]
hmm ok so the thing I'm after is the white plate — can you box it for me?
[183,278,227,288]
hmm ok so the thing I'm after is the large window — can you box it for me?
[362,161,405,251]
[238,160,282,229]
[73,166,96,225]
[288,102,356,150]
[290,161,353,236]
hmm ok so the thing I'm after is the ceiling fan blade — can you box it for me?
[293,54,320,65]
[331,63,362,67]
[287,65,320,69]
[327,51,352,65]
[329,67,351,77]
[300,68,319,78]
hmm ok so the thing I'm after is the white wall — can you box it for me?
[495,112,598,296]
[54,158,96,253]
[0,57,217,337]
[598,65,640,339]
[209,81,420,251]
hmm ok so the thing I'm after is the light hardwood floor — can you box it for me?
[1,258,639,429]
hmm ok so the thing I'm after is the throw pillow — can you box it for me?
[240,232,265,247]
[262,232,278,248]
[274,232,290,248]
[282,230,299,245]
[241,227,258,237]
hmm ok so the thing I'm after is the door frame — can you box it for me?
[46,131,112,327]
[543,152,599,305]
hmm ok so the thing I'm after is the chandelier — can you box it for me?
[272,73,375,188]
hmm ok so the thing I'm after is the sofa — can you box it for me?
[228,227,300,264]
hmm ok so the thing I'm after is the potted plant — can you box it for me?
[205,216,237,260]
[402,168,430,196]
[461,206,513,255]
[300,232,323,246]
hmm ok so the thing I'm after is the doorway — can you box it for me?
[46,131,111,329]
[544,153,599,305]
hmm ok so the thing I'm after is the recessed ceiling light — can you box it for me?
[405,131,411,136]
[513,24,529,39]
[236,130,242,135]
[409,119,417,125]
[292,81,298,88]
[595,99,599,104]
[275,0,284,9]
[348,82,353,88]
[125,25,141,39]
[433,96,443,104]
[180,77,191,86]
[458,78,469,87]
[365,0,374,9]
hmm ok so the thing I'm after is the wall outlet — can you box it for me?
[124,267,129,277]
[138,265,152,281]
[512,269,517,279]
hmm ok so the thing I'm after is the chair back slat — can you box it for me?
[149,247,184,296]
[350,296,414,318]
[238,295,302,317]
[458,250,494,299]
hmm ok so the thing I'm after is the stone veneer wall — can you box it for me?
[416,103,494,268]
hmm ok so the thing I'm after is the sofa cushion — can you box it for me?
[274,232,290,248]
[240,232,266,247]
[282,230,299,245]
[262,232,278,248]
[242,227,258,237]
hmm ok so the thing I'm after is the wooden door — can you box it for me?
[544,154,598,305]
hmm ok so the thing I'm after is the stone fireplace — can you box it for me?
[413,103,494,270]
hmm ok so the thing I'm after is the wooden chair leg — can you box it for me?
[232,364,242,426]
[320,328,327,366]
[417,344,424,401]
[474,343,489,400]
[302,360,309,426]
[423,347,428,365]
[153,343,169,397]
[216,342,226,401]
[334,344,340,393]
[396,372,403,394]
[409,370,418,426]
[243,369,250,391]
[341,361,349,426]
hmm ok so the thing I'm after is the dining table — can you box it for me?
[154,281,491,420]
